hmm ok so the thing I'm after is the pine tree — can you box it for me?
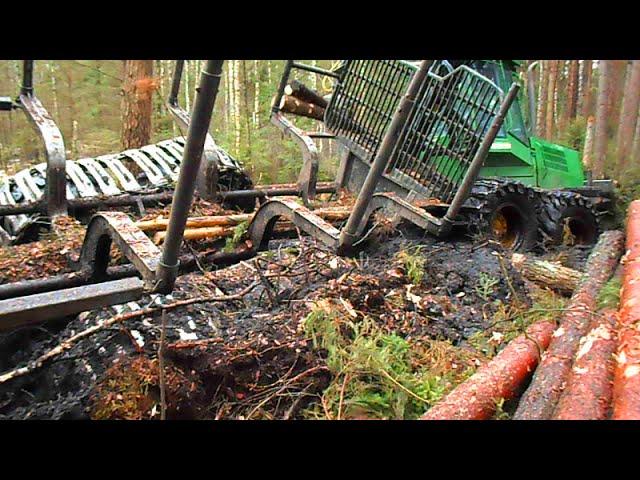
[121,60,154,149]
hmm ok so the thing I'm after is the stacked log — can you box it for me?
[612,200,640,419]
[513,230,625,419]
[553,309,618,420]
[421,320,556,420]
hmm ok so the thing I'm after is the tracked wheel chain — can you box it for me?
[460,178,540,237]
[535,189,603,246]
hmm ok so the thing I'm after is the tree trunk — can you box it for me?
[545,60,558,140]
[121,60,154,149]
[562,60,579,129]
[616,61,640,173]
[579,60,593,117]
[608,60,628,132]
[513,230,625,420]
[592,60,612,179]
[553,309,618,420]
[537,61,549,138]
[285,79,328,108]
[279,95,326,120]
[421,320,556,420]
[582,115,596,170]
[632,107,640,167]
[612,200,640,419]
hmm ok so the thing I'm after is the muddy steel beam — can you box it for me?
[338,60,433,252]
[0,277,144,332]
[157,60,224,293]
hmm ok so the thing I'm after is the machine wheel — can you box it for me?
[464,179,539,251]
[537,191,600,247]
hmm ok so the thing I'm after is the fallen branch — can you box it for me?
[421,320,556,420]
[513,230,625,420]
[553,309,618,420]
[511,253,582,296]
[613,200,640,420]
[0,282,259,385]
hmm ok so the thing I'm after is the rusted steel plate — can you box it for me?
[0,277,144,331]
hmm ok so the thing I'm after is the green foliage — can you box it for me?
[476,272,500,301]
[302,304,448,419]
[397,246,426,285]
[597,276,622,311]
[224,221,249,252]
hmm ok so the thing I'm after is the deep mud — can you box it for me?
[0,221,533,420]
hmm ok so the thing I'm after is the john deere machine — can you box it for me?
[273,59,614,251]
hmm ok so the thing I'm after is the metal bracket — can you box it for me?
[248,197,339,251]
[0,277,144,332]
[270,112,319,205]
[75,211,161,288]
[18,92,67,217]
[166,60,224,201]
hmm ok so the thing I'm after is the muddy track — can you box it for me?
[0,227,530,420]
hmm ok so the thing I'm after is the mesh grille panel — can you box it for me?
[324,60,414,161]
[387,66,502,203]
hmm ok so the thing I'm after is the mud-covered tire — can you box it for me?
[464,180,539,251]
[537,191,600,247]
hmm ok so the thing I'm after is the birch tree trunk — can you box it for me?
[537,60,549,138]
[121,60,154,149]
[593,60,612,179]
[616,61,640,173]
[545,60,558,140]
[253,59,260,128]
[583,115,596,170]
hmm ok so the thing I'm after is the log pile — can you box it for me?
[139,206,352,245]
[612,200,640,419]
[513,230,625,419]
[278,80,327,121]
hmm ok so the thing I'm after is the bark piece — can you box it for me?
[512,253,582,296]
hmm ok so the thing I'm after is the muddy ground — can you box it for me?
[0,214,549,420]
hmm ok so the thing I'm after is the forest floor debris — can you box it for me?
[0,219,587,420]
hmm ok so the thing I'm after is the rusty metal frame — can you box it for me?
[270,60,340,205]
[248,197,340,251]
[17,61,67,217]
[270,112,319,205]
[74,211,161,287]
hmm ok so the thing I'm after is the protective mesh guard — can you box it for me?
[324,60,414,161]
[387,66,503,203]
[325,61,504,204]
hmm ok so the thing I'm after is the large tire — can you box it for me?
[464,180,539,251]
[537,191,600,247]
